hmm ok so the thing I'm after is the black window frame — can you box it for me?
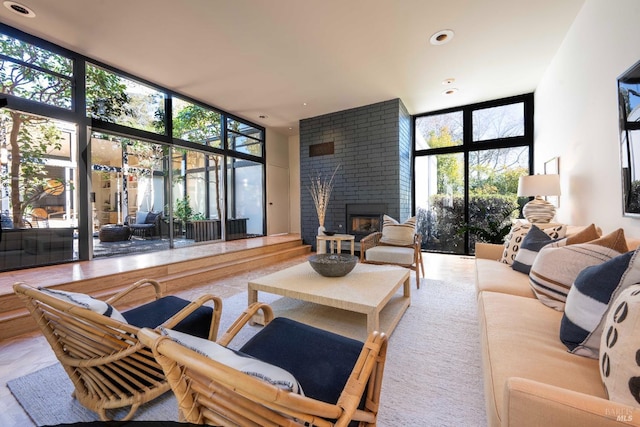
[412,93,534,254]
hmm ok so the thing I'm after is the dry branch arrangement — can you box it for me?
[308,165,340,228]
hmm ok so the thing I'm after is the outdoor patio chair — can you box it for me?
[139,303,389,427]
[125,211,162,238]
[13,279,222,421]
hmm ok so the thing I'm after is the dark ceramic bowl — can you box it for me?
[308,254,358,277]
[323,230,336,236]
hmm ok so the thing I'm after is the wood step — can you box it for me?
[0,236,311,341]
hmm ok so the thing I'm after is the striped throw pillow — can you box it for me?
[529,229,629,311]
[379,215,416,246]
[561,248,640,358]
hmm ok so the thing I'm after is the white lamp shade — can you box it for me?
[517,174,561,197]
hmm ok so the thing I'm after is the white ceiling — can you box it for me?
[1,0,585,136]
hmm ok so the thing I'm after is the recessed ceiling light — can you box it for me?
[442,88,459,96]
[3,1,35,17]
[430,29,454,46]
[442,78,456,85]
[303,102,307,106]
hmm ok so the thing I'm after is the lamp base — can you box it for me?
[523,196,556,223]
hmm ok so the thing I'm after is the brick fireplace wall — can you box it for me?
[299,98,412,250]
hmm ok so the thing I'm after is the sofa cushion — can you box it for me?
[500,223,566,265]
[135,211,148,224]
[600,285,640,408]
[512,223,601,275]
[529,229,628,311]
[366,245,415,265]
[160,327,303,394]
[478,291,607,427]
[145,212,160,224]
[475,258,535,298]
[561,249,640,358]
[38,288,127,323]
[379,215,415,246]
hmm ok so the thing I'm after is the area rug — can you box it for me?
[9,277,486,426]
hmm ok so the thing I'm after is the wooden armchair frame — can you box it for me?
[359,231,425,288]
[13,279,222,421]
[139,302,389,427]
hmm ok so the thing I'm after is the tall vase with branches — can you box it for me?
[308,165,340,235]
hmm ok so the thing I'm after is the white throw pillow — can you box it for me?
[39,287,127,323]
[161,328,303,395]
[379,215,416,246]
[600,285,640,408]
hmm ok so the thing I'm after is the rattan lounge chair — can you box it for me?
[139,303,389,427]
[360,231,424,288]
[13,279,222,421]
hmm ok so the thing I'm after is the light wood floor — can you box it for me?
[0,251,475,427]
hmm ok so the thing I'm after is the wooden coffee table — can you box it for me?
[248,262,410,336]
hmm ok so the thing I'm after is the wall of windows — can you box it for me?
[414,94,534,254]
[0,24,265,269]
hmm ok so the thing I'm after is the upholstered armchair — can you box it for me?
[360,215,424,288]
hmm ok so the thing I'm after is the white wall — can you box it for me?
[288,134,301,233]
[535,0,640,237]
[265,128,290,234]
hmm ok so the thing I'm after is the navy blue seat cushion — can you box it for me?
[122,295,213,339]
[239,317,364,405]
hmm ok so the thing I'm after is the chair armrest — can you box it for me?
[106,278,164,305]
[216,302,274,347]
[159,294,223,341]
[360,232,383,261]
[475,242,503,260]
[503,377,640,427]
[337,331,389,424]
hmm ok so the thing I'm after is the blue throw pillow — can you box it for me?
[512,225,562,274]
[560,248,640,358]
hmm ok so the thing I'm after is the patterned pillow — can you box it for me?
[380,215,416,246]
[600,284,640,408]
[161,328,303,394]
[561,249,640,358]
[529,229,629,311]
[500,222,567,265]
[512,223,601,274]
[38,288,127,323]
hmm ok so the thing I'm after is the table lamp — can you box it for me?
[517,174,561,223]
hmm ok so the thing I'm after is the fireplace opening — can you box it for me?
[346,203,387,241]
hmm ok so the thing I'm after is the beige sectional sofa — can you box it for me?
[475,230,640,427]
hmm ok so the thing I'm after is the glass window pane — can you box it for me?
[0,34,73,109]
[622,130,640,213]
[472,103,524,141]
[415,153,465,253]
[415,112,463,150]
[227,157,263,239]
[172,97,222,147]
[620,80,640,123]
[227,119,263,156]
[0,111,77,271]
[86,64,166,134]
[467,147,528,251]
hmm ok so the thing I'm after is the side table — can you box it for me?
[316,234,355,255]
